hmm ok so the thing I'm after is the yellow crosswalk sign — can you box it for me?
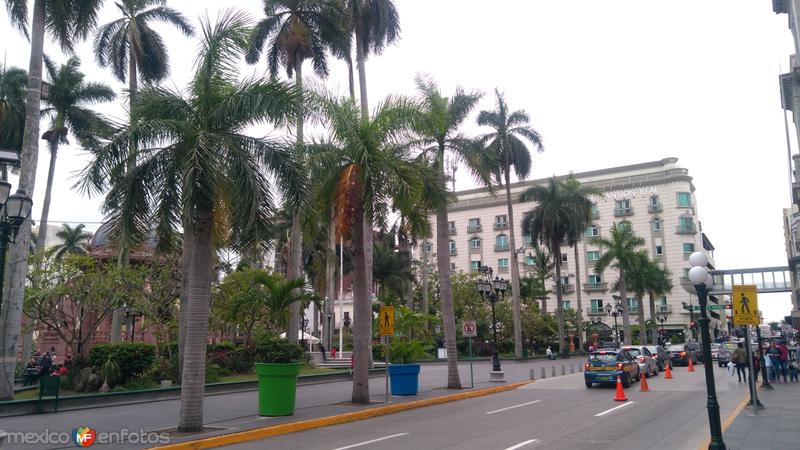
[732,285,759,326]
[380,306,395,336]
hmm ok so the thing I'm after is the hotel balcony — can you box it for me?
[614,208,633,217]
[648,203,662,213]
[583,282,608,292]
[493,222,509,230]
[676,224,697,234]
[561,283,575,294]
[467,224,482,233]
[657,305,672,314]
[495,244,510,252]
[588,308,606,316]
[448,227,457,235]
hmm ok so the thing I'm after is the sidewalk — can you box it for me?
[720,381,800,450]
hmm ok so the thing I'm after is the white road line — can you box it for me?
[503,438,540,450]
[332,433,409,450]
[594,401,635,417]
[485,400,541,415]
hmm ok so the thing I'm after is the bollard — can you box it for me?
[570,364,575,374]
[530,368,535,380]
[561,365,566,376]
[551,366,556,377]
[541,367,546,379]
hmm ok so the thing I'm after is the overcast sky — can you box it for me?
[1,1,796,321]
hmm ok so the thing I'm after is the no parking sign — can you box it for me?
[462,320,477,337]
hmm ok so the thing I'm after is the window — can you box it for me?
[470,237,481,249]
[587,250,600,262]
[590,299,603,312]
[655,245,663,256]
[495,234,509,249]
[561,253,568,263]
[649,195,660,208]
[525,255,535,265]
[448,221,456,232]
[615,199,632,214]
[658,296,668,306]
[562,301,572,310]
[468,218,481,231]
[585,225,599,237]
[495,215,508,226]
[470,261,481,270]
[619,221,632,232]
[561,276,570,286]
[449,240,456,254]
[652,218,662,232]
[523,234,532,244]
[683,243,695,253]
[679,216,695,232]
[683,268,690,278]
[627,298,638,311]
[677,192,692,208]
[591,203,599,218]
[450,262,456,271]
[588,274,602,284]
[498,258,509,268]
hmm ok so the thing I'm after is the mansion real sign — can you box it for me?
[596,186,659,202]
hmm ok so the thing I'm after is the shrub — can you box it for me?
[205,363,230,383]
[90,343,156,385]
[254,337,303,363]
[388,340,427,364]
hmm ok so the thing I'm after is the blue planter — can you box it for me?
[388,364,421,395]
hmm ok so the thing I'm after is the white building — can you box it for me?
[423,157,724,343]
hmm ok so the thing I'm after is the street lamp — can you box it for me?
[656,310,668,345]
[123,306,143,342]
[688,251,726,450]
[0,185,33,315]
[605,296,623,347]
[475,266,507,381]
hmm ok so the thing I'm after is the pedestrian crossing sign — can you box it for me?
[380,306,395,336]
[732,285,759,326]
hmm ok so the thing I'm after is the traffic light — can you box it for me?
[690,321,696,329]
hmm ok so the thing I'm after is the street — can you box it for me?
[224,364,748,450]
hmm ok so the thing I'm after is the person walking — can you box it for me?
[546,346,555,360]
[777,341,790,383]
[318,342,327,362]
[733,343,748,383]
[39,352,52,377]
[752,351,761,383]
[767,342,781,383]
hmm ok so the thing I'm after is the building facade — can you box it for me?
[423,157,724,344]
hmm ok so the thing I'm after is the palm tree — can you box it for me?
[592,223,645,345]
[479,90,543,359]
[645,261,672,345]
[48,223,92,259]
[247,0,345,343]
[310,93,439,404]
[529,243,553,314]
[372,238,412,300]
[2,0,103,401]
[38,56,114,258]
[521,177,584,357]
[623,251,652,345]
[561,177,600,353]
[80,10,303,431]
[344,0,400,119]
[0,65,26,178]
[410,75,486,388]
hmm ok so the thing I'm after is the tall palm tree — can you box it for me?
[479,89,543,359]
[561,177,599,353]
[80,10,303,431]
[529,243,553,314]
[410,75,486,388]
[48,223,92,259]
[38,56,114,258]
[645,260,672,345]
[623,251,652,345]
[310,93,440,404]
[247,0,345,344]
[521,177,583,357]
[592,223,645,345]
[2,0,103,401]
[0,65,26,178]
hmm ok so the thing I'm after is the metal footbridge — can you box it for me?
[704,267,793,295]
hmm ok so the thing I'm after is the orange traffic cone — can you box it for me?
[688,358,695,372]
[665,364,673,379]
[614,376,628,402]
[640,372,649,392]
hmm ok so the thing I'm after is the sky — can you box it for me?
[0,1,797,322]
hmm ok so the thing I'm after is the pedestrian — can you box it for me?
[752,351,760,383]
[767,342,781,382]
[778,341,790,383]
[331,346,337,359]
[733,343,748,383]
[39,352,52,377]
[64,355,74,369]
[318,342,327,362]
[546,346,554,360]
[24,358,38,386]
[789,361,799,382]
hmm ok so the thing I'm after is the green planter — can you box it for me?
[255,362,302,416]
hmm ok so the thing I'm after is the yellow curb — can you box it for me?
[698,391,749,450]
[149,381,531,450]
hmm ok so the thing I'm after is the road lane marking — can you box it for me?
[485,400,542,415]
[594,401,635,417]
[332,433,409,450]
[503,439,539,450]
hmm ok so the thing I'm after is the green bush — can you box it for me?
[90,343,156,385]
[122,376,158,391]
[205,363,230,383]
[388,340,427,364]
[254,337,303,363]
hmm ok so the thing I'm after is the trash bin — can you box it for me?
[436,348,447,359]
[523,349,529,359]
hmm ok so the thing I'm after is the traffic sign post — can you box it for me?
[380,306,395,403]
[462,321,477,388]
[732,285,759,326]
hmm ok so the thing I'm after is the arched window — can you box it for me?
[448,240,456,255]
[470,237,481,249]
[495,234,509,250]
[618,221,632,233]
[651,217,662,232]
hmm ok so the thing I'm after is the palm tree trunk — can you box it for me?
[436,150,461,388]
[637,293,647,344]
[648,290,657,345]
[34,139,57,255]
[553,239,565,357]
[619,270,631,345]
[421,241,429,323]
[346,59,355,101]
[287,62,305,344]
[325,209,335,349]
[355,33,369,121]
[573,243,584,353]
[0,0,45,401]
[351,209,371,404]
[178,210,214,432]
[503,168,523,359]
[178,222,193,376]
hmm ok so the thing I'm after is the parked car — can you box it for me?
[710,343,720,361]
[717,341,739,367]
[584,349,641,388]
[667,344,698,366]
[644,345,671,371]
[686,341,703,362]
[622,345,659,377]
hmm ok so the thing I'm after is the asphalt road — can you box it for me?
[226,365,750,450]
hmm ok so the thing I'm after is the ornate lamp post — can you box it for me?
[0,185,33,315]
[123,306,143,341]
[475,266,507,381]
[688,251,726,450]
[605,296,623,347]
[656,310,668,345]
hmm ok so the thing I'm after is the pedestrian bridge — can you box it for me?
[703,267,793,295]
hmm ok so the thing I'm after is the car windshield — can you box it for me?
[589,353,619,363]
[721,343,737,351]
[667,345,685,352]
[624,348,641,356]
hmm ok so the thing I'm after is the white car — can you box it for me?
[622,345,659,377]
